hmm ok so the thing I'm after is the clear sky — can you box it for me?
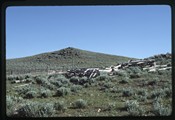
[6,5,171,59]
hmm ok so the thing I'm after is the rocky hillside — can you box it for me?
[6,47,134,75]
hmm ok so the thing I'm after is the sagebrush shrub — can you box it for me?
[150,89,165,99]
[40,89,52,98]
[56,87,70,96]
[17,102,54,117]
[153,99,171,116]
[119,76,129,84]
[6,95,23,116]
[50,80,62,87]
[24,91,37,99]
[35,76,47,84]
[122,88,134,97]
[54,101,66,111]
[125,100,145,116]
[163,87,172,98]
[72,99,87,109]
[70,85,82,93]
[137,88,148,96]
[106,102,116,111]
[103,82,114,88]
[95,75,109,81]
[70,77,79,84]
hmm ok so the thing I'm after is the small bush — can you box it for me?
[42,81,55,90]
[54,101,66,111]
[35,76,47,84]
[113,71,128,77]
[106,102,116,111]
[150,89,165,99]
[147,80,157,86]
[17,102,54,117]
[25,78,34,83]
[125,100,145,116]
[70,85,82,93]
[50,80,62,87]
[24,91,37,99]
[110,87,118,93]
[6,95,23,116]
[16,75,25,80]
[7,75,17,81]
[122,88,134,97]
[153,99,171,116]
[72,99,87,109]
[95,75,108,81]
[163,87,172,98]
[127,67,142,74]
[70,77,79,84]
[61,78,69,84]
[137,89,148,96]
[16,85,35,95]
[130,73,141,78]
[56,87,70,97]
[103,82,114,88]
[40,89,52,98]
[79,77,88,85]
[136,95,147,102]
[119,76,129,84]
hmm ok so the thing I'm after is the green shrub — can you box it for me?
[163,87,172,98]
[24,91,37,99]
[42,81,55,90]
[6,75,17,81]
[137,95,147,102]
[103,82,114,88]
[56,87,70,96]
[137,88,148,96]
[40,89,52,98]
[150,89,165,99]
[147,80,157,86]
[79,77,88,85]
[130,73,141,78]
[70,77,79,84]
[112,71,128,77]
[122,88,134,97]
[153,99,171,116]
[50,80,62,87]
[61,78,69,84]
[16,75,25,80]
[25,78,34,83]
[95,75,109,81]
[70,85,82,93]
[54,101,66,111]
[6,95,23,116]
[125,100,145,116]
[109,87,118,93]
[17,102,54,117]
[106,102,116,111]
[16,85,34,95]
[35,76,47,84]
[127,67,142,74]
[72,99,87,109]
[119,76,129,84]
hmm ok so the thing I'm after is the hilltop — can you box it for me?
[6,47,135,75]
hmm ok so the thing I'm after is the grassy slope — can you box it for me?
[6,47,136,74]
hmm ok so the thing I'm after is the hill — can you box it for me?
[6,47,135,75]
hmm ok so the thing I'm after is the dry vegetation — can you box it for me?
[6,48,172,117]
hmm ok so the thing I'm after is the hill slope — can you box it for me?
[6,47,135,74]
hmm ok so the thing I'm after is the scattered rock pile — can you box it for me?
[64,68,100,79]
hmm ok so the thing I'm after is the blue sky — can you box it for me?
[6,5,171,59]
